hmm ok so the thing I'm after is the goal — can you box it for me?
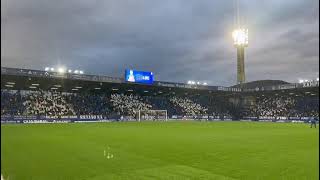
[138,110,168,122]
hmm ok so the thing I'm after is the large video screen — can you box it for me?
[125,69,154,84]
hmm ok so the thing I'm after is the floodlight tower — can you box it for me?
[232,28,248,85]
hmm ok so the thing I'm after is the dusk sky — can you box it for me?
[1,0,319,86]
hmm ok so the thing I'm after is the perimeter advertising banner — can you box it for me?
[125,69,154,84]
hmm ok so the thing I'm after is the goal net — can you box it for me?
[138,110,168,122]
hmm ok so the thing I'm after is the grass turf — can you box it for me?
[1,121,319,180]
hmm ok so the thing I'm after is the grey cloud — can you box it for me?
[1,0,318,86]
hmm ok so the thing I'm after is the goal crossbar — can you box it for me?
[138,110,168,122]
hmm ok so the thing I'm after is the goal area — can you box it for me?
[138,110,168,122]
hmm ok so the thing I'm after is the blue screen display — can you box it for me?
[125,69,154,84]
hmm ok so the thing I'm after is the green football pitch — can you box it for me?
[1,121,319,180]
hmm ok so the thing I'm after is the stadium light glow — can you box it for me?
[45,66,83,74]
[187,80,197,85]
[317,78,319,81]
[57,67,66,74]
[299,79,304,83]
[232,28,248,46]
[203,82,208,85]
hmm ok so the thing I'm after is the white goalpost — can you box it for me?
[138,110,168,122]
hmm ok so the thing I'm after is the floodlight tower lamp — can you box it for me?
[232,29,248,47]
[233,28,248,85]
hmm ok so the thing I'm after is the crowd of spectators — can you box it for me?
[1,89,319,119]
[23,90,75,117]
[110,94,152,116]
[1,90,25,115]
[144,96,176,115]
[169,97,207,116]
[249,96,296,117]
[65,94,111,116]
[246,95,319,118]
[294,97,319,118]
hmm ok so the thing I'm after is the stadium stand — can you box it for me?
[23,90,75,116]
[110,93,152,116]
[1,67,319,122]
[169,96,207,116]
[66,93,111,116]
[249,95,296,117]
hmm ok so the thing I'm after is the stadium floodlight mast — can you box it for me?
[232,28,248,85]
